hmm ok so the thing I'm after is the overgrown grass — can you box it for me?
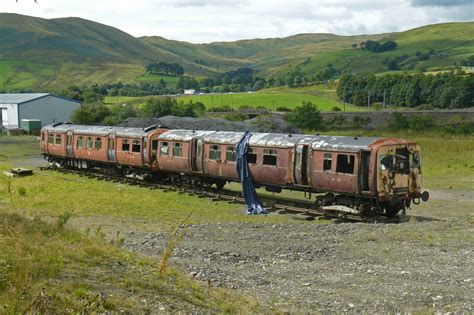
[0,209,264,313]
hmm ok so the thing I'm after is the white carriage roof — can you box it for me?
[42,123,159,137]
[158,129,381,151]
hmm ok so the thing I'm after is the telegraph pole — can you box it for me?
[383,89,386,109]
[343,90,346,112]
[367,91,371,111]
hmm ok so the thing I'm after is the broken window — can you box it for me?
[87,137,93,149]
[55,134,62,145]
[323,153,332,171]
[263,148,277,166]
[380,155,393,171]
[226,146,236,162]
[173,142,183,157]
[95,138,102,150]
[336,154,355,174]
[152,140,158,152]
[48,134,54,144]
[76,136,84,149]
[247,147,257,164]
[160,142,168,156]
[410,151,421,169]
[122,139,130,152]
[132,140,141,153]
[209,145,221,160]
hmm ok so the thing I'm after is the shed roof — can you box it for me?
[0,93,81,105]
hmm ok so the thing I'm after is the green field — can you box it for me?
[177,89,363,111]
[135,74,180,86]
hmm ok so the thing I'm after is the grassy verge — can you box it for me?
[0,208,264,313]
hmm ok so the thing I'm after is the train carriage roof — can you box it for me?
[158,129,381,152]
[42,123,159,138]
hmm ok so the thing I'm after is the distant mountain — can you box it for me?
[0,13,472,90]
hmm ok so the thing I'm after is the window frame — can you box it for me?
[323,153,332,171]
[76,136,84,149]
[209,144,222,161]
[48,133,54,144]
[55,134,62,145]
[132,139,141,153]
[160,142,169,156]
[262,148,278,166]
[172,142,183,157]
[121,139,130,152]
[95,137,102,150]
[226,146,237,162]
[247,147,257,164]
[86,137,93,150]
[336,154,355,174]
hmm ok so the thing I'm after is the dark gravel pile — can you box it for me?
[120,115,301,134]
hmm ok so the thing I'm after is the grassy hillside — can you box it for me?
[0,13,472,91]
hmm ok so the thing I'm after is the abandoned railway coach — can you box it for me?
[41,123,167,170]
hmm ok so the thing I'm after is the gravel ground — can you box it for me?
[123,190,474,313]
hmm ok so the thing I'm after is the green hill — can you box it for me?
[0,13,472,91]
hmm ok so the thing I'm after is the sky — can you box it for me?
[3,0,473,43]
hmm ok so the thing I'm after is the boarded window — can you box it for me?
[336,154,355,174]
[173,142,183,157]
[55,134,62,145]
[95,138,102,150]
[48,134,54,144]
[160,142,168,156]
[247,148,257,164]
[87,137,93,149]
[263,149,277,166]
[323,153,332,171]
[226,146,236,162]
[132,140,141,153]
[122,139,130,152]
[76,136,84,149]
[209,145,221,160]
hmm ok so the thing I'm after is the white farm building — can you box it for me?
[0,93,81,130]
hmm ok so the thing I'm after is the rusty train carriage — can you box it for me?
[41,123,429,216]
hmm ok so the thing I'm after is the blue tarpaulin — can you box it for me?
[236,131,267,215]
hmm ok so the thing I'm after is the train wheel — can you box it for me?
[385,206,401,217]
[215,179,226,190]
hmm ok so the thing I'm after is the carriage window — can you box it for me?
[410,151,421,168]
[226,146,236,162]
[263,149,277,166]
[152,140,159,151]
[209,145,221,160]
[48,134,54,144]
[323,153,332,171]
[76,136,84,149]
[336,154,355,174]
[173,143,183,157]
[132,140,141,153]
[380,155,393,171]
[87,137,93,149]
[247,148,257,164]
[122,139,130,152]
[55,134,62,145]
[160,142,168,156]
[95,138,102,150]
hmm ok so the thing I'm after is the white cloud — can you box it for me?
[2,0,473,42]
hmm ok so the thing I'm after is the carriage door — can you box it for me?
[359,150,371,193]
[107,134,116,162]
[66,131,74,157]
[190,138,204,173]
[294,144,309,186]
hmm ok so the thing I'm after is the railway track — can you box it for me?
[39,166,400,223]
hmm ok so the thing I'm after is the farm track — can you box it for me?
[39,166,400,224]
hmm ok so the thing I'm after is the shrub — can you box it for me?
[276,106,292,112]
[283,101,324,131]
[331,106,341,112]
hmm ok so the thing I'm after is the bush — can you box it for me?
[276,106,292,112]
[71,103,111,125]
[331,106,341,112]
[283,101,324,131]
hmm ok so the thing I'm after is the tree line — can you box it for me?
[337,72,474,109]
[145,62,184,76]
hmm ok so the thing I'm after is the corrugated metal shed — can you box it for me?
[0,93,50,104]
